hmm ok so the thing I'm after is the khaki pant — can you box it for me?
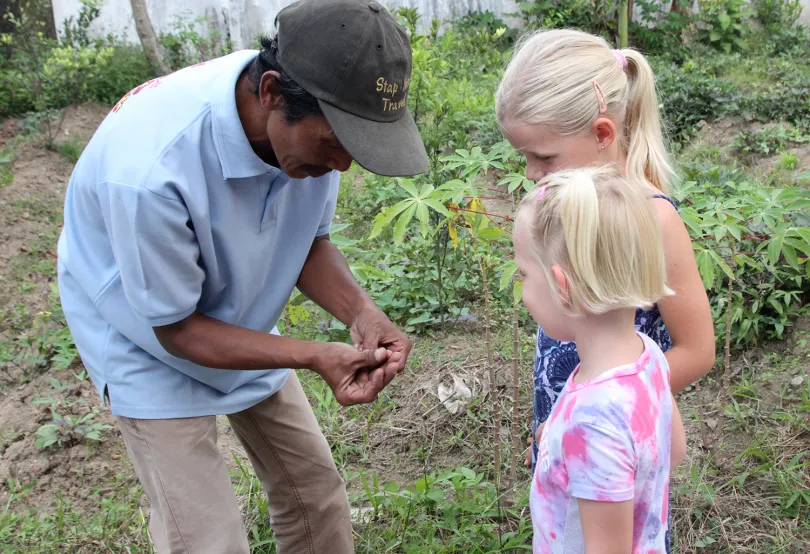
[115,372,353,554]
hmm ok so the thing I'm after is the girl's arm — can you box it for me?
[671,397,686,468]
[579,499,633,554]
[652,199,716,394]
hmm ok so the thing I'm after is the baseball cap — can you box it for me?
[275,0,429,177]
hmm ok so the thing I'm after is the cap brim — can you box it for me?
[319,100,428,177]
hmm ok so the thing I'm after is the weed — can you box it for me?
[731,124,810,158]
[35,407,112,449]
[52,139,84,163]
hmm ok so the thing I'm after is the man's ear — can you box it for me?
[551,265,572,309]
[258,71,284,112]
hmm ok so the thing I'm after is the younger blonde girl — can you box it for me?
[514,166,686,554]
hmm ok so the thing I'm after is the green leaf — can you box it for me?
[398,179,419,197]
[499,260,518,291]
[783,244,799,269]
[368,200,413,240]
[393,203,417,244]
[406,312,432,326]
[718,12,731,30]
[477,227,505,241]
[695,536,717,548]
[710,251,735,280]
[767,231,786,266]
[709,30,722,42]
[422,198,450,217]
[791,227,810,246]
[416,203,430,238]
[513,281,524,304]
[784,236,810,257]
[696,250,716,289]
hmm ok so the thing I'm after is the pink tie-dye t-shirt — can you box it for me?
[530,332,672,554]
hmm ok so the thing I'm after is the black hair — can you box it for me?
[249,36,323,122]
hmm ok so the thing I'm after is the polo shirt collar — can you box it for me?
[212,50,280,180]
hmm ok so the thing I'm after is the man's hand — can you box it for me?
[350,306,412,377]
[312,343,393,406]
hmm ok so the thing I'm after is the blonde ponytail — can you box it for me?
[497,30,674,192]
[622,50,674,193]
[516,166,673,315]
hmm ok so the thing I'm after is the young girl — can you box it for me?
[495,30,715,470]
[514,166,684,553]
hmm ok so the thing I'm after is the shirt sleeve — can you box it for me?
[564,421,636,502]
[101,181,204,327]
[316,172,340,237]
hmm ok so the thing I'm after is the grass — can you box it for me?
[51,139,85,164]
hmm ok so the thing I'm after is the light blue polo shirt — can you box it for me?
[56,50,339,419]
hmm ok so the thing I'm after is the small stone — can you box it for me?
[790,376,805,387]
[706,418,718,431]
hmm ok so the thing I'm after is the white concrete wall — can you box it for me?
[51,0,810,50]
[51,0,521,50]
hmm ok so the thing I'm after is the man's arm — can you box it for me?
[296,236,412,375]
[153,312,393,406]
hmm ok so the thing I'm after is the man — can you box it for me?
[56,1,428,552]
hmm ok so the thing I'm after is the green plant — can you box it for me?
[742,81,810,131]
[59,0,102,48]
[53,139,85,163]
[513,0,619,40]
[731,124,810,157]
[160,12,233,71]
[676,163,810,346]
[755,0,803,31]
[34,407,111,449]
[631,0,692,58]
[655,64,741,144]
[696,0,753,53]
[0,149,13,189]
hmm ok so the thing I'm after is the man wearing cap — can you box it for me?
[56,1,427,552]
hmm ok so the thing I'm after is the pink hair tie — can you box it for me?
[535,184,548,201]
[612,49,628,70]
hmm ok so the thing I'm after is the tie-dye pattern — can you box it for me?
[531,333,672,554]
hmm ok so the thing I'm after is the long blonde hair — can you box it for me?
[496,28,673,193]
[516,165,673,315]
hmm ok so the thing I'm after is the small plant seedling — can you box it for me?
[35,408,111,450]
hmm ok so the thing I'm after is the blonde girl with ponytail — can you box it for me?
[514,166,685,553]
[497,29,715,552]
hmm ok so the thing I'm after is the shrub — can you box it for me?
[655,63,741,144]
[732,124,810,158]
[696,0,753,53]
[754,0,803,31]
[676,163,810,345]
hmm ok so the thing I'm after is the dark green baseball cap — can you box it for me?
[275,0,428,177]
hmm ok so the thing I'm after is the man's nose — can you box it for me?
[328,152,353,172]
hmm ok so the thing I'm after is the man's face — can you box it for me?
[265,111,354,179]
